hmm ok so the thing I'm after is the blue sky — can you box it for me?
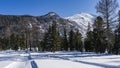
[0,0,119,17]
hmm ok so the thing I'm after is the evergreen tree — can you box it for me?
[0,37,2,50]
[84,22,94,52]
[42,21,61,52]
[84,31,94,52]
[42,25,52,51]
[62,27,68,51]
[32,24,41,51]
[96,0,119,53]
[1,38,6,50]
[68,29,75,51]
[113,10,120,54]
[20,33,27,50]
[75,30,83,51]
[51,21,61,51]
[10,34,19,50]
[93,16,106,53]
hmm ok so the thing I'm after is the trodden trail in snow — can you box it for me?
[1,51,120,68]
[0,51,38,68]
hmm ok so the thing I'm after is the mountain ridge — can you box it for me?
[0,12,96,38]
[65,12,96,36]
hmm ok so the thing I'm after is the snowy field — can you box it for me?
[0,51,120,68]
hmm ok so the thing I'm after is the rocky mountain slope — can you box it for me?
[0,12,96,39]
[65,13,96,36]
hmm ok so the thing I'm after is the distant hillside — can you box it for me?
[0,12,97,38]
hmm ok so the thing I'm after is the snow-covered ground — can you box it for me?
[0,51,120,68]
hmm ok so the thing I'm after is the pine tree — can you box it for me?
[84,31,94,52]
[62,27,68,51]
[68,29,75,51]
[10,34,19,51]
[32,24,41,51]
[42,21,61,52]
[42,25,52,51]
[1,38,6,50]
[113,10,120,54]
[20,33,27,50]
[96,0,119,53]
[51,21,61,51]
[75,30,83,51]
[84,23,94,52]
[93,16,106,53]
[0,37,2,50]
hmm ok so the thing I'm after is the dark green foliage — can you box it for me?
[61,27,68,51]
[93,16,106,53]
[84,22,94,52]
[1,38,8,50]
[42,21,61,52]
[113,29,120,54]
[84,31,94,52]
[113,10,120,54]
[68,29,75,51]
[0,33,28,50]
[96,0,118,54]
[10,34,20,50]
[19,33,27,50]
[42,26,52,51]
[51,21,61,51]
[0,38,2,50]
[75,30,83,51]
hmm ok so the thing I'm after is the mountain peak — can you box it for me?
[47,12,57,16]
[66,13,95,20]
[65,12,96,37]
[45,12,59,17]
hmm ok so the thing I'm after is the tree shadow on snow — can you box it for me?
[50,56,120,68]
[31,61,38,68]
[73,60,120,68]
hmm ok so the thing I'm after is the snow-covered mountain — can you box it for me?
[65,13,96,36]
[38,12,97,37]
[0,12,96,39]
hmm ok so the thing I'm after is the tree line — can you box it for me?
[40,21,83,52]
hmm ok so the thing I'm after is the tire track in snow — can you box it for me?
[4,54,38,68]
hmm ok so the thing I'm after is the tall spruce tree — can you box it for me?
[84,31,94,52]
[68,29,75,51]
[42,25,52,51]
[0,37,2,50]
[96,0,119,53]
[84,22,94,52]
[42,21,61,52]
[114,10,120,54]
[32,24,41,51]
[51,21,61,51]
[75,30,83,51]
[62,27,68,51]
[93,16,106,53]
[10,34,19,50]
[20,33,27,50]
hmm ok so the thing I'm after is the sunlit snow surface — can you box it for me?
[0,51,120,68]
[66,13,96,37]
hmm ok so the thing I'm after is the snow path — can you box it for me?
[0,51,120,68]
[0,51,38,68]
[5,62,27,68]
[3,60,38,68]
